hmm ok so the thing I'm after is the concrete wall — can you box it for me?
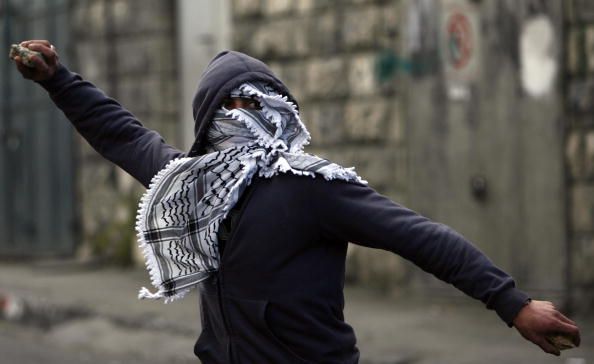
[69,0,179,263]
[59,0,593,311]
[231,0,410,291]
[565,0,594,312]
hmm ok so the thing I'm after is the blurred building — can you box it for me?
[1,0,593,313]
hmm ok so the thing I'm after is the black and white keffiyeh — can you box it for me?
[136,82,366,302]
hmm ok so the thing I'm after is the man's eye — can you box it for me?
[222,98,260,110]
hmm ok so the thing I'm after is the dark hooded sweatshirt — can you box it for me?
[38,51,531,364]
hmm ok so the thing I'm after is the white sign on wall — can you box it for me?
[519,15,557,99]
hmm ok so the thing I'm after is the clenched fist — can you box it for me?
[11,40,59,82]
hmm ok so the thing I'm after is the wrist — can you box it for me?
[36,63,71,92]
[512,298,533,327]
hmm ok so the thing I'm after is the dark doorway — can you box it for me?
[1,0,76,256]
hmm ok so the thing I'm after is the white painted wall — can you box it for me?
[176,0,231,150]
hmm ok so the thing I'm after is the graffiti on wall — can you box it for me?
[440,0,481,101]
[446,11,473,70]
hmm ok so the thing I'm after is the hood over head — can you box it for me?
[188,51,298,157]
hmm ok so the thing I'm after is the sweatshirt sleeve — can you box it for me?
[315,180,531,328]
[37,64,185,187]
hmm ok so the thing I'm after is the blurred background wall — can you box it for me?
[1,0,593,314]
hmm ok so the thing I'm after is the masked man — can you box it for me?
[14,40,580,363]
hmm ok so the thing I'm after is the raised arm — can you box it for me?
[314,180,580,356]
[13,40,184,187]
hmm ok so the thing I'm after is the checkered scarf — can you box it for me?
[136,82,366,302]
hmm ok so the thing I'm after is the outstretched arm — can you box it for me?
[13,40,185,187]
[314,180,580,356]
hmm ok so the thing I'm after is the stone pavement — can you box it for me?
[0,261,591,364]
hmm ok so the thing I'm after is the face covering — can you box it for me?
[136,81,366,302]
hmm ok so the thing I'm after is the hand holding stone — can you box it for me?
[512,300,581,356]
[10,40,59,82]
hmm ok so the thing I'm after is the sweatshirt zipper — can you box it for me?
[215,183,257,364]
[216,272,234,362]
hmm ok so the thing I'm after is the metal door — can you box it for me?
[404,0,566,301]
[0,0,76,256]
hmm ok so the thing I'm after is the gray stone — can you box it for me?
[305,57,348,98]
[386,99,404,145]
[565,0,576,23]
[87,0,107,35]
[293,20,310,57]
[392,147,408,192]
[69,0,106,37]
[296,0,315,14]
[585,131,594,178]
[115,167,138,195]
[114,36,174,76]
[79,162,120,236]
[251,23,282,58]
[232,0,263,18]
[111,0,173,35]
[572,0,594,22]
[280,61,307,103]
[586,25,594,73]
[568,79,594,112]
[342,6,380,50]
[344,98,390,142]
[267,61,284,80]
[379,1,401,48]
[566,28,583,76]
[571,184,594,232]
[116,78,162,116]
[252,18,307,58]
[349,54,379,96]
[307,12,340,56]
[572,236,594,294]
[566,130,583,180]
[302,102,345,146]
[75,43,107,83]
[263,0,293,16]
[233,22,259,54]
[297,0,337,11]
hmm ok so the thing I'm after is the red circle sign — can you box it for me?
[447,12,473,70]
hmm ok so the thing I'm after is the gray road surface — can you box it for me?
[0,263,592,364]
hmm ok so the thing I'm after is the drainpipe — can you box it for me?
[2,0,14,246]
[103,0,119,186]
[560,1,574,315]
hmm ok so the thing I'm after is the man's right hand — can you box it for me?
[12,40,59,82]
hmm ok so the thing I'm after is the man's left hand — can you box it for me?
[512,299,581,356]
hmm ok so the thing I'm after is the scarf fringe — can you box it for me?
[135,149,260,303]
[136,157,193,302]
[138,287,192,303]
